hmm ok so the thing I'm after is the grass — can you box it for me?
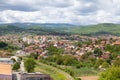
[35,61,74,80]
[58,65,99,77]
[72,67,99,77]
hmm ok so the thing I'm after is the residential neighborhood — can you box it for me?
[0,34,120,80]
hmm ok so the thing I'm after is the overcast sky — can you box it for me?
[0,0,120,25]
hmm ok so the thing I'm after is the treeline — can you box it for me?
[0,41,20,52]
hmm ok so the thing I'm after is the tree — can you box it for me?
[11,58,16,63]
[24,58,36,73]
[30,53,39,59]
[94,48,103,57]
[63,55,78,66]
[75,42,82,47]
[0,42,8,49]
[101,62,109,68]
[113,59,120,67]
[99,67,120,80]
[47,45,63,55]
[94,59,104,68]
[12,62,20,71]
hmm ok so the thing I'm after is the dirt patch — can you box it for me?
[80,76,98,80]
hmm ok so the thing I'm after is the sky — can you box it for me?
[0,0,120,25]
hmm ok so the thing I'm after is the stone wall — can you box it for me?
[12,73,53,80]
[0,74,12,80]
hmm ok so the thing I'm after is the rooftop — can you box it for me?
[0,63,12,75]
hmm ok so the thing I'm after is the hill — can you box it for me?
[68,23,120,35]
[0,23,72,35]
[0,23,120,36]
[0,24,25,35]
[7,23,74,28]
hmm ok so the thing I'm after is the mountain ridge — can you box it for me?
[0,23,120,36]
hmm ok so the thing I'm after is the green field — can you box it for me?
[35,61,74,80]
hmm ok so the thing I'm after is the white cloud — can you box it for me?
[0,0,120,24]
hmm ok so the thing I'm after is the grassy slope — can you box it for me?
[68,23,120,34]
[35,61,74,80]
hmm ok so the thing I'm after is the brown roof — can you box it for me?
[113,42,120,45]
[0,63,12,75]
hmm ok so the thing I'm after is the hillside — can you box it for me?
[0,24,25,35]
[0,23,71,35]
[0,23,120,36]
[68,23,120,35]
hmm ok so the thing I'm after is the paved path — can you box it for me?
[20,60,25,71]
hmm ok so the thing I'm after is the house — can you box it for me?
[0,63,12,80]
[112,42,120,45]
[12,72,53,80]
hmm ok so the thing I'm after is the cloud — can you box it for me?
[0,0,120,24]
[0,0,73,11]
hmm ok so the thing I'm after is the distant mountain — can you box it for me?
[67,23,120,35]
[0,24,25,35]
[0,23,74,35]
[4,23,75,29]
[0,23,120,36]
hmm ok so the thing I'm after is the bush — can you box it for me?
[24,58,36,72]
[12,62,20,71]
[99,66,120,80]
[75,78,81,80]
[76,63,84,68]
[64,68,74,76]
[101,62,109,68]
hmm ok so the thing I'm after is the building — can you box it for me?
[0,58,13,64]
[12,72,53,80]
[0,63,12,80]
[112,42,120,45]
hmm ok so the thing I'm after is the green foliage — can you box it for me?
[64,68,74,76]
[76,63,84,69]
[75,78,81,80]
[35,61,75,80]
[63,55,78,66]
[113,59,120,67]
[1,23,120,35]
[79,52,96,68]
[105,45,120,53]
[99,67,120,80]
[71,67,98,77]
[47,45,63,55]
[29,53,39,59]
[101,62,109,68]
[11,58,16,63]
[24,58,36,73]
[94,59,104,68]
[46,54,78,66]
[68,23,120,35]
[0,42,8,48]
[18,56,22,61]
[0,41,20,52]
[75,42,83,47]
[94,48,103,57]
[12,62,20,70]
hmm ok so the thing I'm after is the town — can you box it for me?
[0,34,120,80]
